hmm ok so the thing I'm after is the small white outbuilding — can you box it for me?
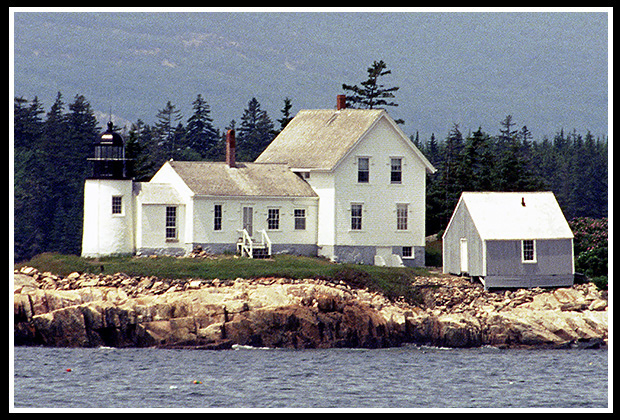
[442,191,575,289]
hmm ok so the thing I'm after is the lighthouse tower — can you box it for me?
[81,121,134,257]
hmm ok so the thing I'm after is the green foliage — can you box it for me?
[13,93,281,261]
[342,60,403,124]
[420,117,607,235]
[569,217,608,289]
[237,97,275,162]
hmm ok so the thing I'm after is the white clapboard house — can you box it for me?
[82,96,436,266]
[442,191,575,289]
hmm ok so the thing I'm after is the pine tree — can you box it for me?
[126,119,157,181]
[342,60,403,124]
[186,94,219,159]
[461,127,496,191]
[14,96,45,261]
[237,98,274,162]
[277,97,294,132]
[154,101,183,160]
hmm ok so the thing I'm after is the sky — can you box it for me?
[11,8,610,143]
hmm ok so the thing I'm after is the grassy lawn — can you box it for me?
[15,253,436,304]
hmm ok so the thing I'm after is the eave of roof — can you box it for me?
[456,191,574,240]
[167,161,317,198]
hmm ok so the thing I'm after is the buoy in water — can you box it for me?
[66,368,72,372]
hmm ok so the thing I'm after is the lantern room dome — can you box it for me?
[98,121,124,146]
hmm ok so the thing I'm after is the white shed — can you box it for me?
[442,192,575,289]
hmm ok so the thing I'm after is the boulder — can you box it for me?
[13,269,608,350]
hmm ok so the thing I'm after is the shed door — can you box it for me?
[460,238,468,274]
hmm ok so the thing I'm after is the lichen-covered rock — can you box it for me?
[13,267,607,349]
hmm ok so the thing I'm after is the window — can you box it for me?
[390,158,402,184]
[267,208,280,230]
[357,157,369,183]
[522,240,536,262]
[165,206,177,240]
[294,209,306,230]
[214,204,222,231]
[396,204,408,230]
[351,204,363,230]
[111,196,123,215]
[402,246,413,258]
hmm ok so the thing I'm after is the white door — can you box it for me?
[460,238,468,274]
[243,206,253,236]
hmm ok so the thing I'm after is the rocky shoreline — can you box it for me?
[13,266,608,350]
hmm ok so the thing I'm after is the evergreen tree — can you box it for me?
[342,60,403,124]
[437,124,465,227]
[237,98,274,162]
[14,96,45,261]
[154,101,183,160]
[461,127,496,191]
[126,119,157,181]
[277,97,294,132]
[186,94,219,159]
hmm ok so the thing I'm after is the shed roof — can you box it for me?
[168,161,317,198]
[255,108,435,172]
[458,191,574,240]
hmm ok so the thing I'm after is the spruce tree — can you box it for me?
[186,94,219,159]
[237,97,274,162]
[342,60,403,124]
[277,97,294,132]
[154,101,183,160]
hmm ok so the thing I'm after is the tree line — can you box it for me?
[414,116,608,235]
[13,60,608,263]
[13,92,291,261]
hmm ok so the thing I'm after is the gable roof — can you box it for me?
[455,191,573,240]
[135,182,184,204]
[167,161,317,198]
[255,108,435,173]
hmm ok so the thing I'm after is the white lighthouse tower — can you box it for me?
[81,121,134,257]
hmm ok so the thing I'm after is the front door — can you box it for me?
[243,206,253,236]
[460,238,468,274]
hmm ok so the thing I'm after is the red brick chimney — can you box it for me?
[226,129,236,168]
[336,94,347,110]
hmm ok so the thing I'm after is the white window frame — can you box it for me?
[213,204,223,231]
[390,157,403,184]
[267,208,280,230]
[521,239,537,263]
[396,203,408,230]
[294,208,306,230]
[111,195,123,215]
[165,206,178,241]
[402,246,414,259]
[350,203,363,231]
[357,156,370,183]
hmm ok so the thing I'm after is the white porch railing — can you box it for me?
[237,229,271,258]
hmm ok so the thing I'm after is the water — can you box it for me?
[12,345,608,409]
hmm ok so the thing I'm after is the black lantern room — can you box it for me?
[89,121,133,179]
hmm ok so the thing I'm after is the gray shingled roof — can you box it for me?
[256,108,435,173]
[168,161,317,198]
[255,109,385,170]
